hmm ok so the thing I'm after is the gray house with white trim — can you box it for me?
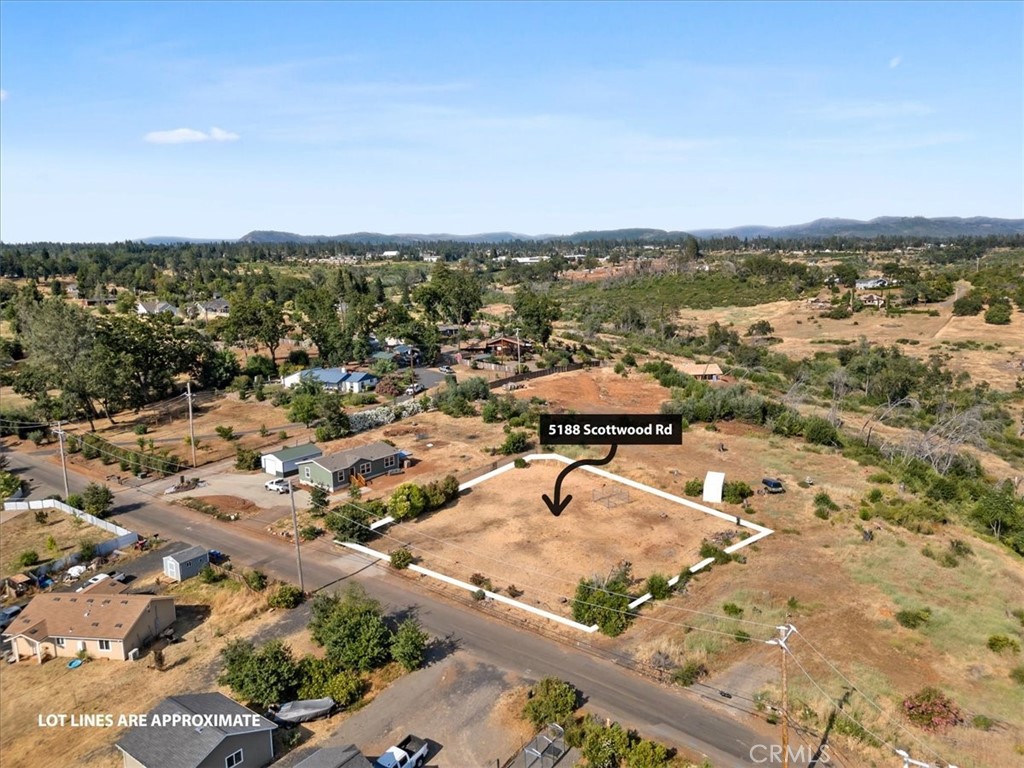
[296,442,404,492]
[116,692,276,768]
[163,545,210,582]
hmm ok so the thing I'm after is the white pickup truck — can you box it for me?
[373,735,428,768]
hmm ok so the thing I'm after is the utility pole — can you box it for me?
[288,481,305,593]
[55,421,70,499]
[186,381,197,468]
[766,624,796,768]
[515,327,522,372]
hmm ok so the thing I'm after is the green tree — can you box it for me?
[522,677,578,728]
[390,618,429,671]
[309,486,329,517]
[288,393,320,427]
[81,482,114,518]
[626,738,670,768]
[952,292,984,316]
[218,639,301,709]
[984,301,1012,325]
[512,286,561,344]
[308,586,394,671]
[387,483,428,521]
[572,565,633,636]
[581,719,630,768]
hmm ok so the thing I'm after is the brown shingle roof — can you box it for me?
[2,592,173,642]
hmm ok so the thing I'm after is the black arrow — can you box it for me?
[542,444,618,516]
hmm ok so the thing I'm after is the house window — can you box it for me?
[98,640,111,651]
[359,462,371,475]
[384,454,397,469]
[54,638,65,648]
[225,748,244,768]
[304,467,311,479]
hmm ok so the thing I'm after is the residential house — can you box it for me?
[189,297,230,321]
[115,692,277,768]
[136,300,180,317]
[381,250,400,258]
[281,368,380,393]
[293,745,373,768]
[3,587,175,663]
[855,277,888,291]
[296,442,405,492]
[261,444,323,477]
[679,362,723,382]
[859,293,886,309]
[484,336,533,358]
[162,545,211,582]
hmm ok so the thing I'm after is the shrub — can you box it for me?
[78,539,97,561]
[389,548,413,570]
[735,630,751,643]
[16,550,39,568]
[722,602,744,618]
[199,565,223,584]
[133,423,148,435]
[987,634,1021,654]
[387,483,428,521]
[984,301,1012,325]
[514,457,528,469]
[506,584,523,598]
[81,482,114,518]
[972,714,995,731]
[234,447,260,471]
[471,589,486,601]
[902,687,962,731]
[33,509,48,525]
[572,564,633,636]
[672,660,708,686]
[814,491,839,511]
[699,540,733,564]
[722,481,753,504]
[805,417,841,446]
[645,573,671,600]
[268,584,304,609]
[300,525,323,541]
[499,430,532,455]
[522,677,578,728]
[390,618,429,671]
[949,540,973,558]
[278,430,288,440]
[683,479,704,497]
[867,472,893,484]
[215,425,236,441]
[243,570,268,592]
[952,292,984,316]
[866,488,883,503]
[895,608,932,629]
[1009,665,1024,686]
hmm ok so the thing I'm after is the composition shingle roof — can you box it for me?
[3,592,173,642]
[116,693,276,768]
[301,441,400,473]
[293,744,374,768]
[264,444,323,462]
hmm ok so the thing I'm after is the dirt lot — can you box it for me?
[509,364,669,415]
[1,509,116,578]
[368,458,739,620]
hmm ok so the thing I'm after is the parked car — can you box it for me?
[75,573,110,592]
[109,572,127,583]
[761,477,785,494]
[0,605,23,631]
[404,383,425,396]
[438,365,454,375]
[265,478,291,493]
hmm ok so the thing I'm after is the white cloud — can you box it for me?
[889,55,902,69]
[143,126,240,144]
[0,89,8,102]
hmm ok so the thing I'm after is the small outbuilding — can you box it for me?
[261,444,323,477]
[162,545,210,582]
[292,744,373,768]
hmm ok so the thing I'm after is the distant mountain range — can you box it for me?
[139,216,1024,246]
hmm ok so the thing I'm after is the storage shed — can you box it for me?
[261,444,323,477]
[162,545,210,582]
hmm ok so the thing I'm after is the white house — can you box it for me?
[136,301,179,317]
[281,367,380,394]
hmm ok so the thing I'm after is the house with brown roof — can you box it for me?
[859,292,886,309]
[1,581,175,663]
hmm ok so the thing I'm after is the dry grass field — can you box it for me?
[0,509,116,578]
[369,458,741,620]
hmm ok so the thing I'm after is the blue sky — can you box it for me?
[1,1,1021,242]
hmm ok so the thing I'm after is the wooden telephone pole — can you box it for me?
[767,624,796,768]
[186,381,197,468]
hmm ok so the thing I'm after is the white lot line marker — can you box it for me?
[351,452,774,634]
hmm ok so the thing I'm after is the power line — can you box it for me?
[790,629,948,766]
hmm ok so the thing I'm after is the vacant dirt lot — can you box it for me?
[370,459,739,620]
[1,509,116,578]
[509,364,668,415]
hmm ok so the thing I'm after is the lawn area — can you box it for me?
[0,509,115,577]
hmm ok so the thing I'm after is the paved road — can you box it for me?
[8,447,787,767]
